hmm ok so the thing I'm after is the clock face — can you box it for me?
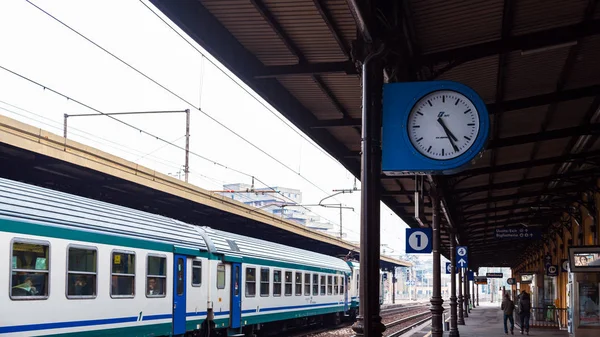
[407,90,480,160]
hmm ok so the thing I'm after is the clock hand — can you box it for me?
[437,118,459,152]
[437,118,459,142]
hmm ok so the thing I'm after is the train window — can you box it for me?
[10,239,50,300]
[260,268,270,297]
[273,270,282,297]
[284,271,292,296]
[147,255,167,297]
[245,268,256,297]
[339,276,344,294]
[111,250,135,298]
[216,264,226,289]
[304,273,310,296]
[295,272,302,296]
[312,274,318,296]
[192,260,202,287]
[334,275,338,295]
[320,275,326,295]
[327,275,332,295]
[67,246,97,299]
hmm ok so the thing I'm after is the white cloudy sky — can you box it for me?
[0,0,412,256]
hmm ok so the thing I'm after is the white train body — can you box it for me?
[0,178,353,336]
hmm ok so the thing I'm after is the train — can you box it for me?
[0,177,376,337]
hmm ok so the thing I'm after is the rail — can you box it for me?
[385,311,433,337]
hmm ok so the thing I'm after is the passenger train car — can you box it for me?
[0,177,357,336]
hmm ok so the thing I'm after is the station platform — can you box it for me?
[403,303,568,337]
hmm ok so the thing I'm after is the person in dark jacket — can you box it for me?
[518,290,531,335]
[501,293,515,335]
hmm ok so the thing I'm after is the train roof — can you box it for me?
[0,177,208,252]
[0,177,350,273]
[203,227,351,273]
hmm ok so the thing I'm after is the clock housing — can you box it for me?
[382,81,490,175]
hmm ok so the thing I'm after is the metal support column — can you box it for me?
[476,279,479,306]
[449,231,460,336]
[463,270,469,317]
[184,109,190,183]
[430,191,444,337]
[392,273,396,304]
[351,43,386,337]
[458,268,465,325]
[472,278,475,308]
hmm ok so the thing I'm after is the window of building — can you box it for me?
[339,275,345,294]
[334,275,339,295]
[320,275,326,295]
[192,260,202,286]
[67,246,97,298]
[246,267,256,297]
[216,264,226,289]
[295,272,302,296]
[312,274,319,295]
[147,255,166,297]
[11,240,50,299]
[273,270,282,296]
[260,268,270,296]
[111,250,135,297]
[304,273,311,295]
[285,271,292,296]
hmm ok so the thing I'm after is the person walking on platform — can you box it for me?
[518,290,531,335]
[501,293,516,335]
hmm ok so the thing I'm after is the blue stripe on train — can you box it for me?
[0,302,343,334]
[0,316,138,334]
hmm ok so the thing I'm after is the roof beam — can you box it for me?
[310,118,362,129]
[453,149,600,177]
[488,123,600,149]
[253,61,357,78]
[455,169,597,194]
[312,0,350,57]
[382,190,418,197]
[460,185,584,206]
[459,198,574,216]
[417,18,600,66]
[488,84,600,113]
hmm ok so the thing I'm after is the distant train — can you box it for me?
[0,177,370,336]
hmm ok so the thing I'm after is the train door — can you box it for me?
[230,263,242,329]
[173,255,187,336]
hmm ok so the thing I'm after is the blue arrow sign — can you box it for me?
[406,228,433,254]
[456,246,468,269]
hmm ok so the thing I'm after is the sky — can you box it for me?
[0,0,412,257]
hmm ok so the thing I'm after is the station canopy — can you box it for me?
[151,0,600,268]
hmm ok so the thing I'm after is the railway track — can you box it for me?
[383,305,450,337]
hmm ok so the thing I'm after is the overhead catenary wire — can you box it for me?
[24,0,340,203]
[0,66,347,232]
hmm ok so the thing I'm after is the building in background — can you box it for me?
[218,183,335,233]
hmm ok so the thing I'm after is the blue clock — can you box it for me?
[381,81,490,175]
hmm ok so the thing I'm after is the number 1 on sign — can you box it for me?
[416,234,421,247]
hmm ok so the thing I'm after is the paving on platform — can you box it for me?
[402,302,569,337]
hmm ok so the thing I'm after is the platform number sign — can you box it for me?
[456,246,468,269]
[445,262,457,274]
[406,228,433,254]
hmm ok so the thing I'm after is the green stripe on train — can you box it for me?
[241,305,345,325]
[1,218,350,274]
